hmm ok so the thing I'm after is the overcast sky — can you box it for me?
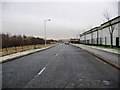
[1,0,119,39]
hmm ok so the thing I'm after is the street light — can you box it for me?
[44,19,51,47]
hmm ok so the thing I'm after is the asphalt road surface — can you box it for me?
[2,44,120,88]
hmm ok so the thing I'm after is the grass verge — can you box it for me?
[0,44,56,56]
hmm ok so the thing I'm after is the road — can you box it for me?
[2,44,120,88]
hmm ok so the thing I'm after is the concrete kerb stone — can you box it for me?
[71,44,120,70]
[0,44,58,64]
[87,46,119,55]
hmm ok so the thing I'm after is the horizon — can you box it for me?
[1,0,119,39]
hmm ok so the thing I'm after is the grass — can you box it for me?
[0,44,55,56]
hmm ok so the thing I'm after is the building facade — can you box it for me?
[80,16,120,47]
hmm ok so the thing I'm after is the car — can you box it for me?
[65,42,69,45]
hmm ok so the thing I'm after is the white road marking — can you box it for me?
[44,47,63,68]
[103,62,107,64]
[95,57,100,61]
[95,57,107,64]
[38,67,45,75]
[25,67,46,87]
[25,47,63,87]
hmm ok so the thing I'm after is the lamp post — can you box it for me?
[44,19,51,47]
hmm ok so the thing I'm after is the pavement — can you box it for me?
[0,44,57,63]
[2,44,120,88]
[71,44,120,70]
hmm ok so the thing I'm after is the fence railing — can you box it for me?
[0,44,54,56]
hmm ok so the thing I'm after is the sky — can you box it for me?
[1,0,119,40]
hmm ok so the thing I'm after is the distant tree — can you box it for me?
[103,10,116,48]
[2,33,10,48]
[1,33,55,48]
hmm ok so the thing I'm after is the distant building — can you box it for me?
[70,38,79,43]
[80,16,120,47]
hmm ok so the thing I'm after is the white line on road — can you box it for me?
[25,67,46,87]
[44,47,63,68]
[25,47,63,88]
[38,67,45,75]
[95,57,107,64]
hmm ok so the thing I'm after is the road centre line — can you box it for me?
[44,47,63,68]
[24,47,63,88]
[38,67,46,75]
[37,47,63,76]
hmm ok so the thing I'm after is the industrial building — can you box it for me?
[80,16,120,47]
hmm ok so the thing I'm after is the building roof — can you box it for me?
[101,15,120,29]
[80,15,120,37]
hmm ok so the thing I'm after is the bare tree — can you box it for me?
[103,10,115,48]
[1,33,56,48]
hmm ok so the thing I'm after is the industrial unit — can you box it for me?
[80,16,120,47]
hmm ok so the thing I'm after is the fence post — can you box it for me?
[22,45,23,51]
[5,48,8,55]
[15,46,17,53]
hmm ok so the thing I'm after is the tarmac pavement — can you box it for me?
[71,44,120,70]
[2,44,120,88]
